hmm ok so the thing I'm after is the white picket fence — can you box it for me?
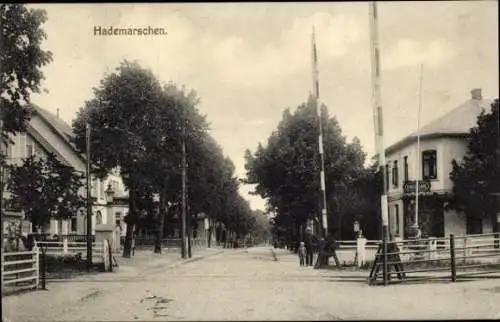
[2,248,39,292]
[337,233,500,267]
[134,237,207,252]
[335,239,381,266]
[34,240,104,259]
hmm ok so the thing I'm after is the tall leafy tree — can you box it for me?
[72,60,165,257]
[449,99,500,234]
[244,95,369,243]
[72,60,252,255]
[0,4,53,146]
[7,154,85,231]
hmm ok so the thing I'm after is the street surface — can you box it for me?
[3,246,500,321]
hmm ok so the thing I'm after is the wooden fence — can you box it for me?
[368,233,500,285]
[2,249,39,293]
[33,240,104,259]
[134,237,207,252]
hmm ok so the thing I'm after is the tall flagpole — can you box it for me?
[414,64,424,233]
[369,2,389,241]
[312,27,329,238]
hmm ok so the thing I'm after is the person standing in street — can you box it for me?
[298,241,306,266]
[305,228,314,266]
[131,229,136,256]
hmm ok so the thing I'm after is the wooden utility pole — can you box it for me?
[181,117,187,259]
[85,123,93,269]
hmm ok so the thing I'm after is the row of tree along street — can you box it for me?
[71,60,273,257]
[1,4,271,256]
[244,92,499,249]
[244,96,383,247]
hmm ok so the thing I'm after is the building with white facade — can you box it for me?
[385,88,494,238]
[1,105,129,237]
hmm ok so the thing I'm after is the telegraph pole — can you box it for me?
[1,5,5,294]
[181,115,187,259]
[85,123,93,269]
[0,112,4,294]
[311,27,329,238]
[413,64,424,235]
[368,2,389,241]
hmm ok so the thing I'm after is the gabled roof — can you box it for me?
[386,98,493,155]
[30,104,86,163]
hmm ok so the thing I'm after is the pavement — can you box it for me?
[3,246,500,321]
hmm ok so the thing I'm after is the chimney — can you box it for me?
[56,108,60,118]
[471,88,482,100]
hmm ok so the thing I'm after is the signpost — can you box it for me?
[403,180,431,194]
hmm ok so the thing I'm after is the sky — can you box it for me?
[28,2,499,211]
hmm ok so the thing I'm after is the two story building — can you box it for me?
[385,88,494,239]
[2,104,129,237]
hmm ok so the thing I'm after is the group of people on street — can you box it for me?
[298,228,315,267]
[297,228,342,268]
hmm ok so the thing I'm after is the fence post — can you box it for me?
[450,234,456,283]
[33,246,40,289]
[463,236,468,264]
[63,235,69,255]
[428,237,437,261]
[102,240,109,272]
[108,239,113,272]
[383,238,388,286]
[41,248,47,290]
[356,237,367,268]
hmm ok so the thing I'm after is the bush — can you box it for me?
[43,253,86,272]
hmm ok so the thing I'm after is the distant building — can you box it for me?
[385,88,494,238]
[1,105,129,237]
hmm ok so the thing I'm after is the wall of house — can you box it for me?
[3,110,130,236]
[439,137,468,191]
[386,137,458,196]
[386,136,471,238]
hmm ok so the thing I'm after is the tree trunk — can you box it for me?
[207,224,212,248]
[122,187,135,258]
[154,190,167,254]
[224,230,229,248]
[187,213,192,257]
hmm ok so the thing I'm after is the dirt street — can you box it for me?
[3,247,500,321]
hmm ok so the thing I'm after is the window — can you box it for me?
[395,204,400,235]
[26,136,35,158]
[96,211,102,224]
[6,144,12,158]
[91,181,98,199]
[18,133,26,158]
[71,217,78,232]
[404,156,409,181]
[26,144,33,157]
[422,150,437,180]
[392,160,399,187]
[2,167,10,189]
[99,181,104,199]
[115,212,122,220]
[385,164,390,192]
